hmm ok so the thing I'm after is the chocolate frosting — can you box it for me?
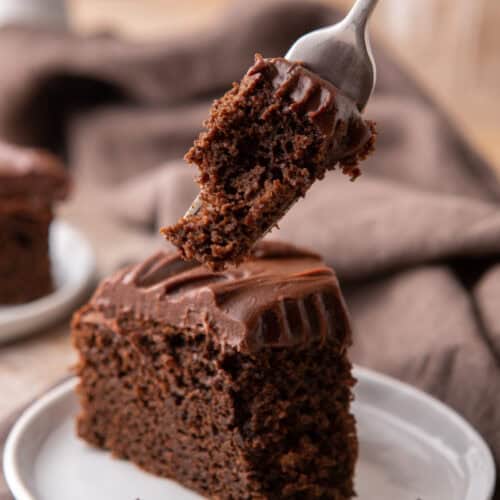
[247,55,372,161]
[0,141,69,200]
[85,241,352,353]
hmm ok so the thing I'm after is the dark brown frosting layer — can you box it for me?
[84,241,352,353]
[247,55,373,162]
[0,141,69,200]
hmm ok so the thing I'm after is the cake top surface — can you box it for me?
[0,141,69,200]
[88,241,351,352]
[247,54,372,150]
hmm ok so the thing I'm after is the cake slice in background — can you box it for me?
[72,241,357,499]
[162,54,376,270]
[0,142,69,304]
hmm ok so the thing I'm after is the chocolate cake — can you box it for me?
[162,54,376,270]
[0,142,69,304]
[73,241,357,499]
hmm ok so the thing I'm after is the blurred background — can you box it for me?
[69,0,500,171]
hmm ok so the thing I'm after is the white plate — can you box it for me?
[0,221,96,343]
[3,367,496,500]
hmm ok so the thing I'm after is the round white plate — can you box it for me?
[0,221,96,343]
[4,367,495,500]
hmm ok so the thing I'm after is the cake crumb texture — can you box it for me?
[73,242,358,499]
[162,55,375,270]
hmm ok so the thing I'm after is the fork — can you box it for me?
[286,0,378,112]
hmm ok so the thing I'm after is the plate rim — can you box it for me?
[3,367,496,500]
[0,220,96,342]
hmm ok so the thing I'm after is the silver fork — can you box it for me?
[184,0,379,218]
[286,0,379,112]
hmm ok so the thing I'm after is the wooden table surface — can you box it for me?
[1,0,499,422]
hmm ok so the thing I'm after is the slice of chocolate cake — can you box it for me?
[0,142,69,304]
[72,241,357,499]
[162,54,376,270]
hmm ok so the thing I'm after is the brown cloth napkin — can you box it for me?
[1,1,499,498]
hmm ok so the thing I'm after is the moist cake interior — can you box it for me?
[162,55,375,270]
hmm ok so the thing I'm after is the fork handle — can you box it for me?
[345,0,379,31]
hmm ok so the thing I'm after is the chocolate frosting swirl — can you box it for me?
[86,241,352,353]
[247,55,373,161]
[0,141,69,200]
